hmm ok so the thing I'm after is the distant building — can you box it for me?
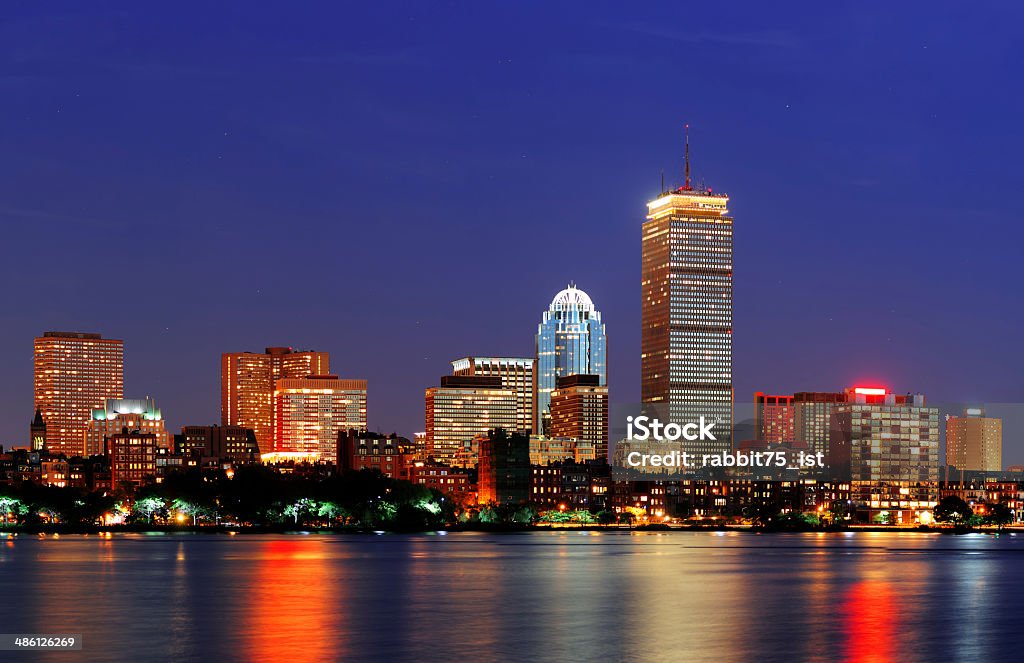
[829,388,940,522]
[535,285,607,435]
[86,398,171,457]
[34,331,124,456]
[221,346,330,451]
[409,462,473,502]
[754,393,795,445]
[452,356,534,434]
[793,391,846,456]
[109,430,158,489]
[478,429,531,505]
[177,425,260,462]
[642,172,733,459]
[30,410,46,451]
[946,408,1002,473]
[272,376,367,462]
[337,429,415,480]
[425,375,517,466]
[549,374,608,458]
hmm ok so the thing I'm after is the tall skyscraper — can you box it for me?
[549,374,609,458]
[425,375,517,466]
[451,356,534,434]
[34,331,124,456]
[85,397,172,456]
[534,285,607,434]
[946,408,1002,473]
[272,376,367,461]
[221,346,330,450]
[642,133,732,457]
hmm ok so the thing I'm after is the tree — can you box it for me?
[133,497,165,524]
[934,495,973,526]
[985,503,1014,530]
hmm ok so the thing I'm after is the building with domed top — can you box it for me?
[534,284,607,435]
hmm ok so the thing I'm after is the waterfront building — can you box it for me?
[642,137,732,457]
[451,356,534,434]
[109,430,158,489]
[221,346,330,451]
[177,425,260,462]
[946,408,1002,473]
[34,331,124,456]
[272,376,367,462]
[478,429,531,504]
[425,375,517,466]
[337,430,415,480]
[85,397,171,456]
[754,393,795,445]
[534,285,607,435]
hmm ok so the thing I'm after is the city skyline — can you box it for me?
[3,4,1023,450]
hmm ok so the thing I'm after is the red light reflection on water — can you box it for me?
[842,580,897,662]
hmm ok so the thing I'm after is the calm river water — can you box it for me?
[0,531,1021,662]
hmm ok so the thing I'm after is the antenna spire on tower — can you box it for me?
[684,123,691,190]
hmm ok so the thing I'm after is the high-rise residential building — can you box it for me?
[478,428,531,505]
[642,140,733,458]
[451,357,534,434]
[85,397,172,456]
[549,374,609,458]
[425,375,517,466]
[792,391,847,456]
[829,388,940,522]
[946,408,1002,473]
[34,331,124,457]
[534,285,607,434]
[271,375,367,462]
[109,430,158,489]
[221,347,330,451]
[177,425,261,462]
[754,393,795,445]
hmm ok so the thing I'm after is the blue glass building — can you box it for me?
[534,284,607,434]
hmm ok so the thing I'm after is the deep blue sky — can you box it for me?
[2,4,1022,456]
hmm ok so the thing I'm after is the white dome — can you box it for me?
[550,284,594,311]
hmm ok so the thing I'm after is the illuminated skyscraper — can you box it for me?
[272,375,367,462]
[221,346,330,450]
[34,331,124,457]
[642,133,732,456]
[451,356,534,434]
[534,285,607,434]
[946,408,1002,473]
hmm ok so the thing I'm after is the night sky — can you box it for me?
[2,4,1022,457]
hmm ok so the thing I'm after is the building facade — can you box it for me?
[337,430,415,479]
[754,393,795,445]
[451,356,534,434]
[271,376,367,462]
[549,374,609,458]
[34,331,124,457]
[221,346,330,451]
[946,408,1002,473]
[478,429,531,505]
[425,375,517,466]
[177,425,260,462]
[109,431,158,489]
[85,398,172,457]
[534,285,607,435]
[642,175,733,457]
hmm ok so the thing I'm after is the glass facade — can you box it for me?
[534,286,607,434]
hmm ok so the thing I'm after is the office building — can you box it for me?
[535,285,607,434]
[754,393,795,445]
[34,331,124,457]
[946,408,1002,473]
[793,391,846,456]
[642,138,732,457]
[478,429,531,504]
[452,356,534,434]
[272,376,367,462]
[85,397,172,457]
[221,346,330,451]
[177,425,261,462]
[425,375,517,466]
[549,374,608,458]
